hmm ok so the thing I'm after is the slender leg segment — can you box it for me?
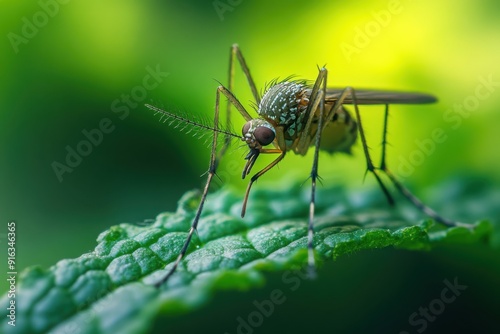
[241,151,285,217]
[380,104,390,170]
[229,44,261,105]
[375,106,462,227]
[223,44,259,155]
[345,87,396,206]
[306,68,328,277]
[154,86,231,287]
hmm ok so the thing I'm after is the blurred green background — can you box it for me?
[1,0,499,332]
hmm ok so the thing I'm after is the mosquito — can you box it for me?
[146,44,465,288]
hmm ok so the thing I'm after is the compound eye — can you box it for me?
[254,126,275,146]
[242,121,251,136]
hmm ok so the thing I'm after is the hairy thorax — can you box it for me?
[258,80,357,155]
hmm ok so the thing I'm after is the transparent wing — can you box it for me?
[312,88,437,105]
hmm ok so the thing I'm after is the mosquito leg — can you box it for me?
[306,68,328,278]
[218,44,256,157]
[380,104,389,170]
[222,44,261,155]
[347,87,396,206]
[154,86,225,288]
[218,85,253,122]
[384,169,462,227]
[294,67,335,277]
[241,152,285,217]
[295,68,327,151]
[218,45,252,160]
[376,105,463,227]
[229,44,260,105]
[220,47,236,157]
[324,88,395,205]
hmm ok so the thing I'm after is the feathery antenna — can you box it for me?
[145,104,241,140]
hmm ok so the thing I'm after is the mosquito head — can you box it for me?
[241,118,276,150]
[241,118,275,179]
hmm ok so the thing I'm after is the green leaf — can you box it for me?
[1,177,495,334]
